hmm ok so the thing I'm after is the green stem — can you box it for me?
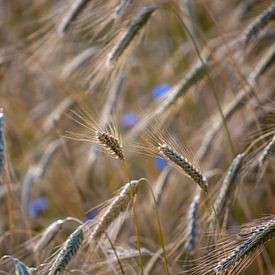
[145,179,171,275]
[123,163,144,275]
[180,20,236,157]
[206,191,221,233]
[104,232,125,274]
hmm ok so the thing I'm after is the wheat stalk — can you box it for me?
[44,97,75,132]
[244,3,275,48]
[168,187,202,260]
[21,139,63,217]
[49,223,85,275]
[157,60,208,116]
[258,133,275,169]
[129,58,209,140]
[14,259,33,275]
[107,246,152,262]
[180,0,201,50]
[209,153,244,230]
[213,217,275,274]
[61,47,98,79]
[100,72,126,129]
[32,219,64,252]
[249,44,275,80]
[198,44,275,162]
[69,109,125,161]
[184,189,201,254]
[1,255,34,275]
[115,0,134,17]
[96,131,124,160]
[86,72,125,170]
[33,217,82,253]
[57,0,90,35]
[90,178,144,241]
[108,5,156,63]
[158,144,208,192]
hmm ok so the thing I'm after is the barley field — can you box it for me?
[0,0,275,274]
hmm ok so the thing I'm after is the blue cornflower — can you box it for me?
[152,83,172,100]
[29,196,48,218]
[122,112,139,129]
[85,208,98,221]
[155,157,168,170]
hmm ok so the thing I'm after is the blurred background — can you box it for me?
[0,0,275,274]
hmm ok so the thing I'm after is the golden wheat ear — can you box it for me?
[209,153,245,231]
[239,123,275,180]
[158,143,208,192]
[214,217,275,274]
[192,216,275,275]
[108,5,156,64]
[95,121,124,160]
[139,123,208,192]
[257,133,275,169]
[1,255,35,274]
[48,222,86,275]
[243,3,275,48]
[88,178,144,242]
[57,0,90,35]
[66,109,125,161]
[95,130,124,160]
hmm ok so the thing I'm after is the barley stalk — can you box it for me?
[33,219,64,252]
[115,0,134,17]
[129,59,209,140]
[157,60,208,116]
[249,44,275,80]
[57,0,90,35]
[244,3,275,48]
[210,153,244,230]
[99,72,126,128]
[108,5,156,63]
[184,189,201,254]
[1,256,33,275]
[198,44,275,162]
[49,223,85,275]
[96,131,124,160]
[87,72,125,169]
[90,178,143,241]
[167,186,202,262]
[44,97,75,132]
[14,259,32,275]
[258,133,275,169]
[180,0,201,50]
[213,217,275,274]
[61,47,98,79]
[158,144,208,192]
[21,139,63,217]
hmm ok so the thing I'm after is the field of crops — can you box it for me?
[0,1,275,274]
